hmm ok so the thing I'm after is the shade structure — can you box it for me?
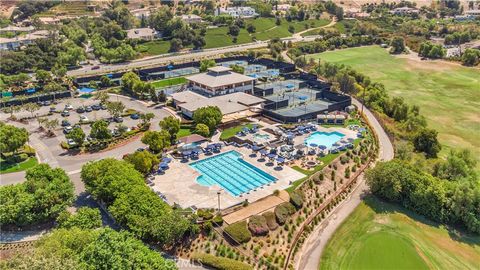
[267,153,276,159]
[252,145,262,151]
[162,157,172,163]
[318,145,327,150]
[78,87,95,93]
[259,149,267,155]
[182,151,192,156]
[276,157,285,163]
[297,95,308,101]
[286,83,294,88]
[309,143,318,147]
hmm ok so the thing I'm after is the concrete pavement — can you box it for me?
[296,98,394,270]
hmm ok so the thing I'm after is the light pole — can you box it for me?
[217,191,221,214]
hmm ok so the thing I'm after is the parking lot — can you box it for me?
[3,96,167,149]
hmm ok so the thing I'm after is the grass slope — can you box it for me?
[307,46,480,167]
[0,157,38,174]
[320,196,480,270]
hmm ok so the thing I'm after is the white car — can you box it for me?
[65,104,74,110]
[80,115,89,122]
[67,139,77,146]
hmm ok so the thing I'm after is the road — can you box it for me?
[296,98,394,270]
[67,20,335,77]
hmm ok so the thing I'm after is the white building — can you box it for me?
[0,30,51,51]
[179,14,202,24]
[215,7,258,18]
[126,28,157,40]
[130,8,151,19]
[276,4,291,11]
[390,7,419,15]
[186,66,256,96]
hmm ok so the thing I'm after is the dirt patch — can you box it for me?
[373,215,390,225]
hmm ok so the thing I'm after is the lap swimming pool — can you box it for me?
[305,131,345,148]
[190,151,276,196]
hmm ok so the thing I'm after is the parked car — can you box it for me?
[130,113,139,120]
[61,110,70,117]
[91,66,100,70]
[61,120,70,127]
[80,115,89,122]
[44,100,51,106]
[65,104,73,110]
[67,139,77,146]
[63,126,73,134]
[49,107,56,113]
[85,106,93,112]
[92,104,101,110]
[76,107,85,113]
[37,101,44,106]
[136,148,145,152]
[114,116,123,123]
[100,104,107,110]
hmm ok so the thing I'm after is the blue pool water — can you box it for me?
[190,151,277,196]
[304,131,345,148]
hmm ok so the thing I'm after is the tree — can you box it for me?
[148,6,173,32]
[413,128,441,158]
[195,124,210,137]
[230,64,245,74]
[140,112,155,125]
[90,120,111,140]
[94,91,110,104]
[35,69,52,83]
[66,127,86,146]
[124,150,159,175]
[288,25,295,33]
[0,124,28,154]
[121,71,140,92]
[100,75,113,87]
[106,101,125,117]
[44,119,59,135]
[159,116,180,142]
[433,149,477,181]
[52,64,67,79]
[335,6,344,20]
[43,82,66,102]
[228,25,240,37]
[461,48,480,66]
[23,102,40,118]
[247,24,256,33]
[336,72,356,94]
[57,207,102,229]
[0,164,75,226]
[390,36,405,54]
[199,59,216,72]
[141,130,171,153]
[192,106,222,132]
[192,35,206,50]
[169,38,183,52]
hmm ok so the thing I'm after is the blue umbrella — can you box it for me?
[267,153,276,159]
[182,151,192,156]
[318,145,327,150]
[259,149,267,155]
[276,157,285,163]
[252,145,262,151]
[162,157,172,163]
[159,162,169,168]
[309,143,318,148]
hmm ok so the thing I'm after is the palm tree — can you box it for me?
[45,119,59,137]
[24,103,40,118]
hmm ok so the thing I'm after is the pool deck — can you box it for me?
[292,126,357,147]
[152,145,305,210]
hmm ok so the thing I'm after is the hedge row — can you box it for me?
[191,253,252,270]
[224,221,251,244]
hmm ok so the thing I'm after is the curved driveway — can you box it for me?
[296,98,394,270]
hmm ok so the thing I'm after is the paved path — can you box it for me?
[296,98,394,270]
[292,17,337,39]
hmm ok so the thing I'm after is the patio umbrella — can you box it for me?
[182,151,192,156]
[252,145,262,151]
[259,149,267,156]
[162,157,172,163]
[318,145,327,150]
[242,127,250,132]
[267,153,276,159]
[159,162,169,168]
[347,138,354,142]
[309,143,318,148]
[276,157,285,163]
[215,143,223,148]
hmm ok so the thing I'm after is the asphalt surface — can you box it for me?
[296,98,395,270]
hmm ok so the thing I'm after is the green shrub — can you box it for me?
[197,209,214,220]
[224,221,251,244]
[262,211,278,230]
[22,145,36,156]
[274,202,296,225]
[191,253,252,270]
[248,215,269,236]
[289,190,304,209]
[212,215,224,226]
[13,153,28,163]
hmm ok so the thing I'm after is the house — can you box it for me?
[276,4,291,11]
[179,14,202,24]
[130,8,151,19]
[126,28,157,40]
[390,7,419,15]
[186,66,256,96]
[215,7,258,18]
[0,30,51,51]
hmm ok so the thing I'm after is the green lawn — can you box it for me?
[177,125,195,138]
[204,27,253,49]
[0,157,38,174]
[320,196,480,270]
[139,40,171,55]
[307,46,480,168]
[252,18,329,41]
[151,77,187,88]
[219,123,255,140]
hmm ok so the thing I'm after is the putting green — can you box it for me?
[319,197,480,270]
[307,46,480,170]
[340,231,429,270]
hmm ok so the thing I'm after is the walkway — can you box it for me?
[296,98,394,270]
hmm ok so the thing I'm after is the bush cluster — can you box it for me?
[289,190,304,209]
[191,253,252,270]
[262,211,279,230]
[247,215,269,236]
[224,221,251,244]
[274,202,296,225]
